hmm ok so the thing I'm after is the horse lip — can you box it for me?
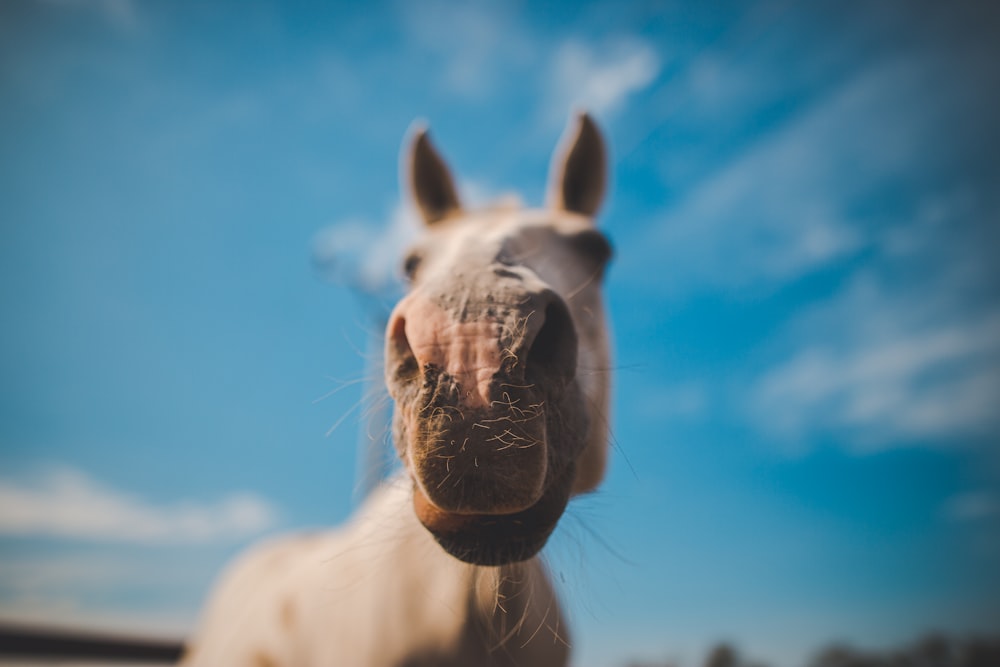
[412,484,538,530]
[411,471,572,566]
[412,486,485,531]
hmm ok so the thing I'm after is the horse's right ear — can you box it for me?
[406,125,462,225]
[547,112,607,218]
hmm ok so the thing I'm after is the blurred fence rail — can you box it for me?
[0,623,183,663]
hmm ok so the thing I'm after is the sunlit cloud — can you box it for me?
[0,467,279,544]
[547,37,660,121]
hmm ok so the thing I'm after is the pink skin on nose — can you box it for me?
[400,297,502,409]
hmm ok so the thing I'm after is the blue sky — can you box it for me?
[2,1,999,665]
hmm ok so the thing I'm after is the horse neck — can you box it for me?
[355,480,561,645]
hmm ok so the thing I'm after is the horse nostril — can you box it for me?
[388,315,419,380]
[526,299,577,383]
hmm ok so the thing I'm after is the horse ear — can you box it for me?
[547,112,607,218]
[407,125,462,225]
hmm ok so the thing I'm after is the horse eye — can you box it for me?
[568,230,613,266]
[402,252,422,280]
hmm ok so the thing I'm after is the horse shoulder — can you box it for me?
[180,529,344,666]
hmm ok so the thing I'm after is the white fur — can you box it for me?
[181,480,568,666]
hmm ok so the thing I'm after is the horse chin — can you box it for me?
[411,467,574,566]
[397,370,588,565]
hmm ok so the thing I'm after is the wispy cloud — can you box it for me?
[628,59,949,295]
[398,2,661,122]
[0,467,278,544]
[623,37,1000,453]
[747,269,1000,451]
[312,202,420,298]
[312,179,510,296]
[547,37,660,122]
[735,129,999,453]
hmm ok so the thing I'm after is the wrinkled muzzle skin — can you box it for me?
[387,260,590,565]
[385,112,611,567]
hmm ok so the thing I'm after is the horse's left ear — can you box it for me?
[547,112,607,218]
[407,125,462,225]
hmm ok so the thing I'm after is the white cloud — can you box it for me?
[313,203,419,296]
[399,3,661,122]
[548,38,660,121]
[740,174,1000,451]
[0,467,278,544]
[749,272,1000,450]
[312,180,511,296]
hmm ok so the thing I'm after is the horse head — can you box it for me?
[385,113,613,566]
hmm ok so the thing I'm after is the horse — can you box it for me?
[180,112,613,667]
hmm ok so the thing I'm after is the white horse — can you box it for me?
[181,112,613,667]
